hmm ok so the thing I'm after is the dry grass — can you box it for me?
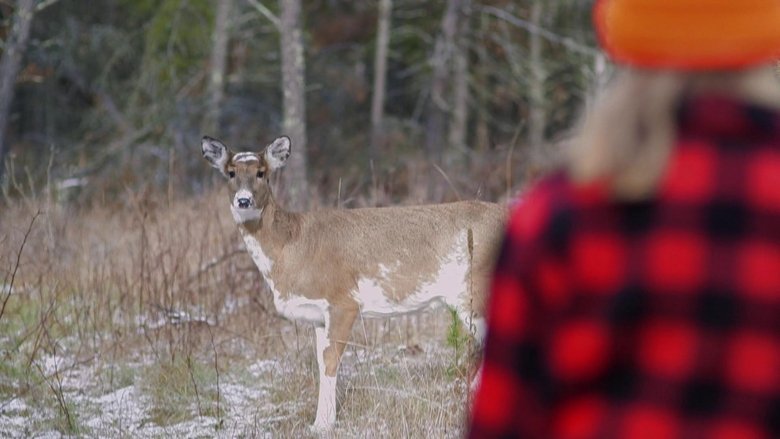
[0,186,478,437]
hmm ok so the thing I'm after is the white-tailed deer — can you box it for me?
[201,135,505,430]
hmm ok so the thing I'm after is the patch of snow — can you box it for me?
[55,177,88,191]
[0,398,29,439]
[39,353,68,376]
[221,296,250,314]
[247,360,282,377]
[84,385,145,434]
[134,309,215,331]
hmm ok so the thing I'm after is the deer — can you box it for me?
[201,135,506,430]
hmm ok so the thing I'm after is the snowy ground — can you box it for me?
[1,358,274,438]
[0,318,471,438]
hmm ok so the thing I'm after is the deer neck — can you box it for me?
[236,197,301,277]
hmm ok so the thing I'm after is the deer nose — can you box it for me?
[237,198,251,208]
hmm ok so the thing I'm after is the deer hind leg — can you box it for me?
[312,305,358,430]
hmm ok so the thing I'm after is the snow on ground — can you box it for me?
[0,398,29,437]
[0,358,282,438]
[0,341,465,437]
[0,302,466,438]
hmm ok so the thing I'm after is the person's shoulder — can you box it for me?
[506,171,605,243]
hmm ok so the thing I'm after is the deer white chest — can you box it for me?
[240,231,328,325]
[240,230,273,276]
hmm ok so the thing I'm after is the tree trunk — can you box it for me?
[527,1,546,159]
[206,0,233,135]
[279,0,308,210]
[473,12,491,153]
[426,0,461,200]
[0,0,36,182]
[449,0,470,153]
[369,0,392,161]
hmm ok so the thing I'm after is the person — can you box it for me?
[469,0,780,438]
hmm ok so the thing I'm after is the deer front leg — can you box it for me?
[312,305,358,430]
[313,325,337,430]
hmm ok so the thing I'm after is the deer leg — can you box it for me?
[313,325,336,430]
[312,305,358,430]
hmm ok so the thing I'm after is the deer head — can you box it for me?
[201,135,291,223]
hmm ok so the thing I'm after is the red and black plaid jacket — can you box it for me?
[470,95,780,439]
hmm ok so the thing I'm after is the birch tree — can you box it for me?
[370,0,392,160]
[449,0,470,152]
[205,0,233,135]
[422,0,466,200]
[279,0,308,209]
[426,0,461,167]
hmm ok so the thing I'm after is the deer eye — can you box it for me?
[228,170,235,178]
[257,171,265,179]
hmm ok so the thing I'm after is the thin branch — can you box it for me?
[479,5,601,57]
[35,0,62,12]
[0,209,40,322]
[432,164,462,201]
[246,0,280,31]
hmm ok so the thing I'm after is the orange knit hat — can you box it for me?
[594,0,780,70]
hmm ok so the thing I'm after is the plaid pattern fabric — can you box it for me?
[470,95,780,439]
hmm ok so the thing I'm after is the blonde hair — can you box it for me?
[569,66,780,200]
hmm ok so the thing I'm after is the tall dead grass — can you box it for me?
[1,187,286,432]
[0,181,482,436]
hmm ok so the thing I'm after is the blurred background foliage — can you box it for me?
[0,0,603,207]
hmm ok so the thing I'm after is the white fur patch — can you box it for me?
[233,189,254,205]
[314,375,337,429]
[240,228,328,324]
[231,189,262,223]
[202,137,229,169]
[233,152,259,163]
[231,205,263,223]
[274,295,329,325]
[265,136,291,170]
[240,230,273,275]
[314,326,337,430]
[353,230,470,317]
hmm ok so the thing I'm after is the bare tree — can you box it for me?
[426,0,461,168]
[279,0,308,209]
[473,12,491,153]
[370,0,392,160]
[449,0,470,152]
[205,0,233,135]
[0,0,37,182]
[527,1,546,157]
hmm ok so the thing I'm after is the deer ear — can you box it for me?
[202,136,231,175]
[265,136,291,170]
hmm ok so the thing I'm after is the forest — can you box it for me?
[0,1,604,437]
[1,0,602,206]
